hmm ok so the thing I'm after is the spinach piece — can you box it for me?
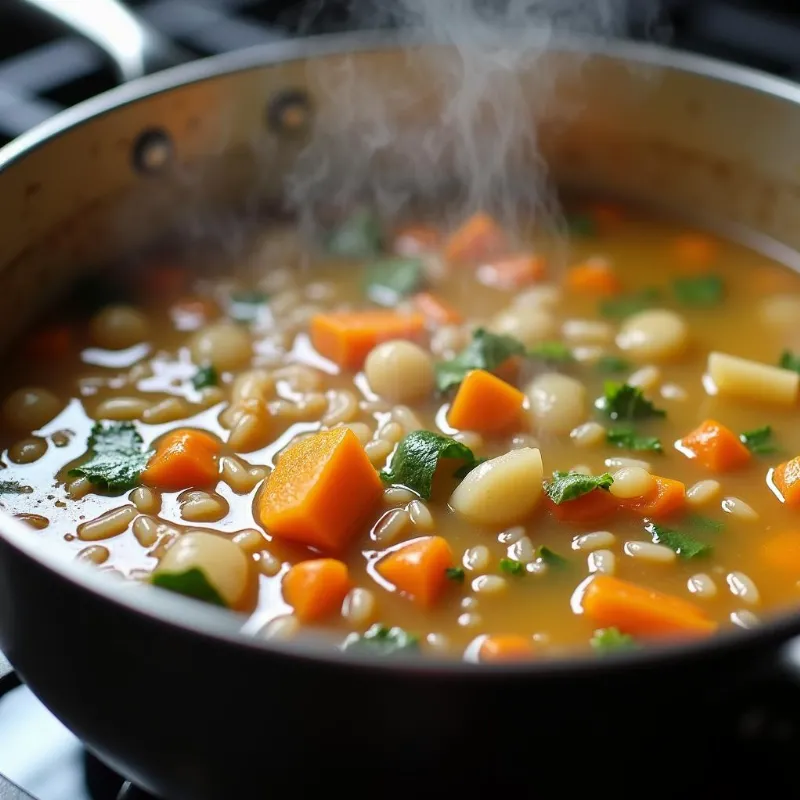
[68,421,152,492]
[535,546,568,568]
[445,567,465,582]
[673,274,724,307]
[327,209,383,258]
[527,341,575,364]
[151,568,227,607]
[380,430,479,500]
[596,355,631,374]
[499,558,526,576]
[606,426,663,453]
[435,328,525,392]
[364,258,424,306]
[191,365,219,391]
[780,351,800,374]
[740,425,778,455]
[544,471,614,504]
[599,288,660,319]
[647,522,713,560]
[342,624,420,655]
[595,382,666,421]
[590,627,638,654]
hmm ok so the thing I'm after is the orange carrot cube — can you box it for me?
[447,369,526,435]
[677,419,751,472]
[376,535,453,607]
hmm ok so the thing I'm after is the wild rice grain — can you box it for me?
[727,571,761,605]
[624,540,676,564]
[365,438,393,466]
[321,390,358,426]
[142,397,189,424]
[721,496,759,521]
[572,531,616,551]
[371,508,410,545]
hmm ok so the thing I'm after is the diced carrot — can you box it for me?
[310,310,426,370]
[478,634,535,663]
[392,224,441,256]
[544,490,617,525]
[581,574,717,639]
[376,535,453,607]
[677,419,751,472]
[142,428,221,491]
[25,324,71,360]
[447,369,526,435]
[443,213,508,265]
[257,428,383,552]
[673,233,718,270]
[282,559,351,622]
[412,292,463,325]
[565,258,621,296]
[476,255,546,289]
[772,457,800,508]
[617,476,686,520]
[761,531,800,576]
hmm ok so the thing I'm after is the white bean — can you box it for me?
[471,575,507,595]
[130,487,161,515]
[604,456,652,471]
[627,365,661,391]
[687,573,717,598]
[407,499,434,530]
[726,571,760,606]
[497,526,525,545]
[687,479,721,507]
[721,496,759,521]
[450,448,543,528]
[463,545,490,572]
[609,467,655,499]
[617,309,689,362]
[623,540,676,564]
[94,397,150,421]
[90,305,149,350]
[490,309,557,346]
[231,528,267,554]
[3,387,62,431]
[570,421,606,448]
[371,508,410,545]
[190,322,252,372]
[77,505,137,541]
[142,397,189,424]
[512,284,561,311]
[179,490,229,523]
[707,351,798,406]
[341,588,377,627]
[507,535,535,564]
[261,614,299,640]
[383,486,416,506]
[364,340,435,403]
[572,531,616,551]
[526,373,586,435]
[730,609,760,629]
[562,319,613,344]
[588,549,615,575]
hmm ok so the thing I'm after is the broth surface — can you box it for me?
[2,203,800,661]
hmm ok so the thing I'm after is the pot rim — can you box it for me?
[2,29,799,678]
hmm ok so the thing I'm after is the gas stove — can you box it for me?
[5,1,800,798]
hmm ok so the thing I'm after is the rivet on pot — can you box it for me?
[266,88,312,136]
[131,128,174,174]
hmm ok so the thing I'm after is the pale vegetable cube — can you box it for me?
[707,351,798,406]
[616,309,688,362]
[526,373,586,435]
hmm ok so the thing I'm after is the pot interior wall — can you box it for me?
[1,42,800,347]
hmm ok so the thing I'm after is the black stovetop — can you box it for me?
[4,0,800,797]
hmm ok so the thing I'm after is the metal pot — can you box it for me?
[3,3,800,797]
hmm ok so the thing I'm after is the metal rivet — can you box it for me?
[132,128,173,174]
[266,89,312,137]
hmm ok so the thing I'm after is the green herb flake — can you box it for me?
[535,546,568,568]
[445,567,465,582]
[327,209,383,258]
[68,421,152,492]
[673,274,724,307]
[780,351,800,374]
[740,425,778,455]
[341,624,420,656]
[527,341,575,364]
[364,258,424,306]
[499,558,526,576]
[599,288,660,319]
[647,522,713,560]
[191,365,219,391]
[151,567,227,607]
[544,471,614,505]
[380,430,479,500]
[596,355,631,374]
[606,426,663,453]
[595,382,666,421]
[590,627,638,654]
[435,328,525,393]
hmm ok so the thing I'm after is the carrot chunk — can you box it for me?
[142,428,221,491]
[565,259,621,296]
[282,559,351,622]
[761,531,800,576]
[376,535,453,607]
[447,369,526,435]
[310,310,426,370]
[412,292,463,325]
[617,476,686,520]
[25,324,71,360]
[478,634,535,663]
[392,225,441,256]
[772,457,800,508]
[444,213,508,265]
[257,428,382,552]
[544,490,617,525]
[677,419,751,472]
[581,574,717,639]
[476,255,546,289]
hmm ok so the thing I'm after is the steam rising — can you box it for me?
[286,0,659,239]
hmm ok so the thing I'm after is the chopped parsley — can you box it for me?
[435,328,525,392]
[740,425,778,455]
[780,350,800,374]
[599,287,660,319]
[364,258,424,306]
[68,421,152,492]
[606,425,663,453]
[527,341,575,364]
[342,624,420,655]
[596,355,631,374]
[499,558,526,576]
[590,627,638,654]
[673,274,724,307]
[647,522,713,560]
[327,209,383,258]
[445,566,465,582]
[191,364,219,390]
[535,546,568,568]
[544,471,614,504]
[595,382,666,421]
[151,568,227,607]
[229,290,268,324]
[379,430,480,500]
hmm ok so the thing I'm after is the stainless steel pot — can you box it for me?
[3,3,800,797]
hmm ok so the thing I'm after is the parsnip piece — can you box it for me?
[707,351,798,406]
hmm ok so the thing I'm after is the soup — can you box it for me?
[3,203,800,662]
